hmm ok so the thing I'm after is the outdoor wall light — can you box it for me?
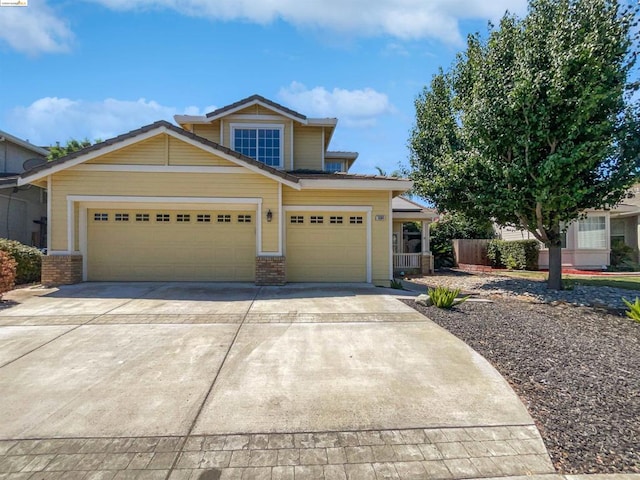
[266,209,273,222]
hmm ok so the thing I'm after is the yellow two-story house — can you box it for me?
[19,95,433,286]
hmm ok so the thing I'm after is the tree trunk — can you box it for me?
[547,244,563,290]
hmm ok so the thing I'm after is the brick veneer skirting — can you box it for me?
[255,256,286,286]
[41,255,83,286]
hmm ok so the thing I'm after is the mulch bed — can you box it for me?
[402,298,640,474]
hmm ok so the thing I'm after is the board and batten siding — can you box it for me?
[283,188,391,285]
[50,170,280,253]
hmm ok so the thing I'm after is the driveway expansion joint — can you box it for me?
[163,287,264,480]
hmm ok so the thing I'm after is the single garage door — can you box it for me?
[286,211,367,282]
[87,208,256,281]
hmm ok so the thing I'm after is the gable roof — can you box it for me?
[174,94,338,127]
[18,120,301,189]
[392,196,431,212]
[206,94,307,121]
[0,129,49,157]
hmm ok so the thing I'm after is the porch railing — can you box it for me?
[393,253,422,271]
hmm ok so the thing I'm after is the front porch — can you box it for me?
[391,196,436,276]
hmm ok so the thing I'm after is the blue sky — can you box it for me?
[0,0,528,174]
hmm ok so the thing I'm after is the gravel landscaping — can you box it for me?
[403,296,640,474]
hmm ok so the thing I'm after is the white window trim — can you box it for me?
[283,205,373,283]
[229,123,285,169]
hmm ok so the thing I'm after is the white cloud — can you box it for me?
[0,0,73,55]
[278,82,394,128]
[382,42,410,57]
[86,0,528,45]
[6,97,210,145]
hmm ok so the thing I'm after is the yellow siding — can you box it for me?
[50,171,280,253]
[293,126,323,170]
[193,122,221,143]
[167,136,235,166]
[86,135,166,165]
[234,105,280,116]
[283,188,391,285]
[87,133,236,167]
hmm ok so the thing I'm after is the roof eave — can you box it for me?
[0,129,49,157]
[18,122,302,190]
[299,178,413,191]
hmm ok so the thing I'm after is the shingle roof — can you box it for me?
[205,94,307,120]
[0,175,18,187]
[287,170,408,181]
[20,120,300,185]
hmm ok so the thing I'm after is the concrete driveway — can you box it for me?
[0,283,554,479]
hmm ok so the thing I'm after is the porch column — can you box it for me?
[421,221,431,255]
[421,220,434,275]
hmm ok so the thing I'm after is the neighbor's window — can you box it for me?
[156,214,170,222]
[325,162,343,173]
[330,216,343,224]
[290,216,304,224]
[115,213,129,222]
[136,213,150,222]
[217,214,231,223]
[232,125,282,167]
[349,216,363,224]
[238,215,252,223]
[176,214,191,222]
[197,214,211,223]
[577,216,606,249]
[94,213,108,222]
[310,216,324,224]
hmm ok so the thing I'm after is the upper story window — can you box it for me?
[325,162,343,173]
[231,124,283,168]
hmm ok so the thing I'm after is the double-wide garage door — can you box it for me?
[87,209,256,281]
[286,211,367,282]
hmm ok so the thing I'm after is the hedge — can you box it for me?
[0,239,43,284]
[0,251,17,298]
[487,239,539,270]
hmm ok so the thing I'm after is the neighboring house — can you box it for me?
[496,186,640,270]
[0,130,48,247]
[609,185,640,263]
[18,95,433,286]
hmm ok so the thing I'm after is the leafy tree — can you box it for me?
[48,138,101,161]
[374,166,402,177]
[409,0,640,289]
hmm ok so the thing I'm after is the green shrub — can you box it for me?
[487,239,539,270]
[0,251,17,299]
[390,278,404,289]
[610,240,636,268]
[622,297,640,322]
[428,285,469,309]
[0,239,43,284]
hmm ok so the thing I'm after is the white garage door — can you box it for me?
[87,209,256,281]
[286,211,367,282]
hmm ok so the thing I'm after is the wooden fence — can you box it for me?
[452,239,492,266]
